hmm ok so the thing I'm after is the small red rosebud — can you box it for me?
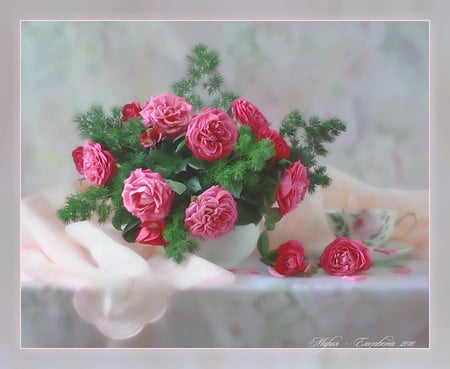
[136,220,168,246]
[257,127,290,161]
[122,101,142,122]
[140,127,163,148]
[231,98,269,134]
[71,146,84,175]
[274,240,309,276]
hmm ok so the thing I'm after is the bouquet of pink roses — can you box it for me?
[58,44,346,272]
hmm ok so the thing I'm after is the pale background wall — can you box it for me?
[20,21,429,196]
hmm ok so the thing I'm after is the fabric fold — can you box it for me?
[20,182,235,340]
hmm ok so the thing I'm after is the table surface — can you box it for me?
[21,257,429,348]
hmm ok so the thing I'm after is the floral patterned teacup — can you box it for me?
[325,209,416,248]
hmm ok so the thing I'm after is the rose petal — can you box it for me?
[243,268,261,275]
[373,248,397,255]
[267,266,287,278]
[391,266,412,274]
[341,275,368,282]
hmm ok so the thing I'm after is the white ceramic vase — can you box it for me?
[195,224,260,268]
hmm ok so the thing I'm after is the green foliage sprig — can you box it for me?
[279,110,346,193]
[171,43,238,114]
[57,185,112,224]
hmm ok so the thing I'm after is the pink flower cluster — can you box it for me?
[71,140,116,186]
[125,93,239,160]
[231,98,309,215]
[70,93,312,248]
[232,98,290,161]
[273,237,371,277]
[121,168,175,247]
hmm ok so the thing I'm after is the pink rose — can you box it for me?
[82,140,116,186]
[136,220,168,246]
[185,185,238,239]
[121,101,142,122]
[139,93,194,136]
[319,237,371,276]
[231,98,269,134]
[72,146,84,175]
[276,160,309,215]
[257,127,290,161]
[274,240,310,276]
[186,108,238,162]
[122,168,174,222]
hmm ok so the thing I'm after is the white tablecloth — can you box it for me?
[21,257,428,348]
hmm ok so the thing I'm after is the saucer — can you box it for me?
[370,241,413,263]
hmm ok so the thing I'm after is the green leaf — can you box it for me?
[224,179,243,198]
[186,156,209,170]
[174,159,188,174]
[149,149,175,175]
[166,179,187,195]
[111,214,123,230]
[278,159,292,166]
[261,178,279,209]
[122,217,141,242]
[265,223,275,231]
[152,165,173,178]
[267,249,278,263]
[175,139,186,153]
[265,207,282,228]
[236,200,263,226]
[186,176,202,193]
[257,230,270,259]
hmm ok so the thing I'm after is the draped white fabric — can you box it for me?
[21,183,235,339]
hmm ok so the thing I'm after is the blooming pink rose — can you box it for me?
[257,127,290,161]
[136,220,168,246]
[82,140,116,186]
[186,108,238,162]
[122,168,174,222]
[274,240,309,276]
[319,237,371,276]
[185,185,238,239]
[121,101,142,122]
[139,93,194,136]
[231,98,269,133]
[276,160,309,215]
[72,146,84,175]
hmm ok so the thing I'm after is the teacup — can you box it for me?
[325,208,416,248]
